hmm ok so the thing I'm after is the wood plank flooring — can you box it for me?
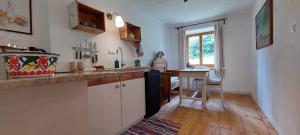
[156,94,278,135]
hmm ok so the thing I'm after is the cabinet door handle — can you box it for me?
[115,85,120,89]
[122,84,126,87]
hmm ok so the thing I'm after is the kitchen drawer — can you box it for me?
[120,72,144,81]
[88,74,119,86]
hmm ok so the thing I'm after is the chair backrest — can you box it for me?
[209,68,226,82]
[219,68,226,81]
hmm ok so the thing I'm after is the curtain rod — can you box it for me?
[176,18,228,30]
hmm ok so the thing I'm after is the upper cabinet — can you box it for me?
[69,1,105,34]
[119,22,141,43]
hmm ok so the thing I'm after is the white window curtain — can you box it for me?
[214,22,225,69]
[178,28,186,69]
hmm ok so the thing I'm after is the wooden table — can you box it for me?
[178,68,210,105]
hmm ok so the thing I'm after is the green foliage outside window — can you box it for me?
[202,34,215,56]
[189,34,215,59]
[189,37,200,59]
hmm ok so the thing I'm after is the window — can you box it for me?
[186,31,215,66]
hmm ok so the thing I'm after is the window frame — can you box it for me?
[185,31,215,67]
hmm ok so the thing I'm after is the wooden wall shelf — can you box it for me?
[119,22,141,43]
[69,1,105,34]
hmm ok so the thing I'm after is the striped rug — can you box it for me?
[121,117,181,135]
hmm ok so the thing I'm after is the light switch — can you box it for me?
[291,24,296,34]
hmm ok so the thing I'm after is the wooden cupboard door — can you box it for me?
[88,82,122,135]
[121,78,146,129]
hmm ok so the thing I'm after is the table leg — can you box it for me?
[202,78,207,103]
[179,77,183,105]
[187,77,190,91]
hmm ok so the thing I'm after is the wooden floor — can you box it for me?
[156,94,278,135]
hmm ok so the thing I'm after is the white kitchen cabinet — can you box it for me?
[121,78,146,129]
[88,82,122,135]
[88,76,146,135]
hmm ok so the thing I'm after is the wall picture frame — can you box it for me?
[0,0,32,35]
[256,0,273,49]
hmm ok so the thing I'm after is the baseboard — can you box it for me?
[224,91,252,95]
[209,89,252,95]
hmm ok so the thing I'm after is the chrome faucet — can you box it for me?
[116,47,125,68]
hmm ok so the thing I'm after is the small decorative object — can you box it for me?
[135,59,141,67]
[79,20,88,26]
[153,51,167,72]
[133,43,143,67]
[92,65,105,71]
[129,33,135,39]
[256,0,273,49]
[186,62,192,68]
[0,52,59,78]
[133,43,144,57]
[77,62,84,71]
[69,62,77,73]
[0,0,32,35]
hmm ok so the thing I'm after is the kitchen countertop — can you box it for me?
[0,67,149,90]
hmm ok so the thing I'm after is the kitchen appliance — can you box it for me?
[144,70,161,118]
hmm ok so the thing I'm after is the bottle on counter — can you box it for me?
[114,58,119,69]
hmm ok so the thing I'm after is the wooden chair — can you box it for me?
[207,68,226,105]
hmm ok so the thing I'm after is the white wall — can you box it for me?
[168,6,254,93]
[0,0,171,72]
[251,0,300,135]
[0,0,51,51]
[222,7,254,93]
[47,0,171,71]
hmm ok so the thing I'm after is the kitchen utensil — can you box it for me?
[89,42,94,63]
[75,50,78,59]
[91,56,95,64]
[83,40,91,58]
[79,43,82,59]
[89,42,93,51]
[75,45,79,60]
[93,42,98,62]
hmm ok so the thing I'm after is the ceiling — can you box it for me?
[127,0,255,24]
